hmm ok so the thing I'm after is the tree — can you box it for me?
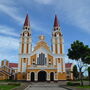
[88,67,90,85]
[82,47,90,85]
[73,65,79,80]
[83,55,90,85]
[82,51,90,64]
[67,40,89,86]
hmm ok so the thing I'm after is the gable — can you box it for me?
[34,41,50,52]
[31,47,52,56]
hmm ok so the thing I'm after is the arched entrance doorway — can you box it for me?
[38,71,47,81]
[50,72,54,81]
[31,72,35,81]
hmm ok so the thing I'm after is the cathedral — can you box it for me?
[17,14,66,81]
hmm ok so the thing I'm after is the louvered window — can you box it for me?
[37,53,46,65]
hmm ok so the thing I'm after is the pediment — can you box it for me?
[33,41,50,52]
[31,47,52,56]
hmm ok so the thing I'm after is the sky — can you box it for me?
[0,0,90,65]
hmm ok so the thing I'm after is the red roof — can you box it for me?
[9,63,18,68]
[24,14,30,26]
[54,15,59,27]
[65,63,72,68]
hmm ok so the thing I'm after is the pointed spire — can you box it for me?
[54,15,59,27]
[24,14,30,27]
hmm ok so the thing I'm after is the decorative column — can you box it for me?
[35,72,38,81]
[54,72,58,81]
[27,72,30,81]
[47,72,50,81]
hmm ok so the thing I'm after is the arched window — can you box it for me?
[37,53,46,65]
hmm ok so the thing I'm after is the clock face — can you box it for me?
[24,31,29,36]
[25,33,27,36]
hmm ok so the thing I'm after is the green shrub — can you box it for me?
[77,85,90,88]
[8,83,20,86]
[67,82,80,86]
[67,82,73,86]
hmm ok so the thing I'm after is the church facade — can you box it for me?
[17,14,66,81]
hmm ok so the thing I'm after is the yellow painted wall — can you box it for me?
[0,73,9,80]
[58,72,66,80]
[31,54,36,65]
[48,54,53,65]
[17,72,27,80]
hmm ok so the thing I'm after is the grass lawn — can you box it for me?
[0,84,20,90]
[0,80,17,82]
[77,85,90,88]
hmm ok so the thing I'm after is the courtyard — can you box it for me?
[24,82,67,90]
[0,81,90,90]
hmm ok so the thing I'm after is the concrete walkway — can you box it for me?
[25,82,67,90]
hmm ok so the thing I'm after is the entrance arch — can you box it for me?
[31,72,35,81]
[50,72,54,81]
[38,71,47,81]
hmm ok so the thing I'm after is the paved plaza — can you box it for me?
[25,82,68,90]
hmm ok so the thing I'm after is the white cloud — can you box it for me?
[0,36,19,50]
[0,54,18,63]
[0,35,19,62]
[0,25,19,37]
[0,0,14,5]
[34,0,54,5]
[55,0,90,33]
[1,0,90,34]
[0,0,20,62]
[33,0,90,34]
[0,0,51,63]
[0,0,50,35]
[0,4,23,24]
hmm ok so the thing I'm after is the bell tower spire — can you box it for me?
[51,15,64,54]
[23,14,30,30]
[53,15,60,31]
[54,15,59,27]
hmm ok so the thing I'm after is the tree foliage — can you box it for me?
[83,54,90,64]
[67,40,89,60]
